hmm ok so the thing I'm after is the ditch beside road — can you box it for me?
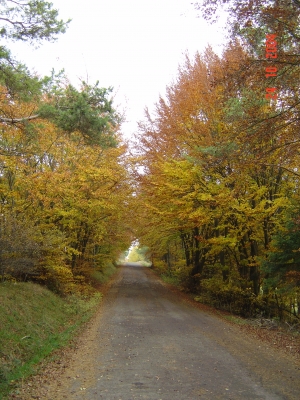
[12,264,300,399]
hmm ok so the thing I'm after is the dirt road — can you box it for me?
[16,265,300,399]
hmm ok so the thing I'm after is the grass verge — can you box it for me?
[0,282,101,399]
[160,273,181,287]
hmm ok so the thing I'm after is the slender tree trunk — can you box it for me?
[181,232,191,267]
[250,237,260,295]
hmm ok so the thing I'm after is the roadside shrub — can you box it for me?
[152,260,168,274]
[172,261,191,278]
[0,215,41,282]
[197,278,267,317]
[38,264,76,295]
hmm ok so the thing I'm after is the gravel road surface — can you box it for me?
[15,264,300,399]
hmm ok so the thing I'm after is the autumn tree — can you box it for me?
[193,0,300,167]
[0,82,132,293]
[0,2,133,294]
[127,1,300,319]
[262,199,300,286]
[134,39,299,317]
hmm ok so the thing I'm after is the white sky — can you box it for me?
[9,0,228,140]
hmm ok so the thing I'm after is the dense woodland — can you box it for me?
[0,1,300,321]
[0,1,133,295]
[133,0,300,320]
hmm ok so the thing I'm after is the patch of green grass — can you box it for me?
[160,273,180,287]
[90,262,117,284]
[0,282,101,399]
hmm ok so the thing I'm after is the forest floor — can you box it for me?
[8,265,300,400]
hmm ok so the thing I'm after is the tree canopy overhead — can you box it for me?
[193,0,300,55]
[39,80,121,147]
[0,76,121,148]
[0,1,120,147]
[0,0,70,43]
[0,0,70,101]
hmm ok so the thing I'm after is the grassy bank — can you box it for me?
[0,282,102,399]
[90,262,117,284]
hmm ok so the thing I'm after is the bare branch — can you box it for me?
[0,114,39,123]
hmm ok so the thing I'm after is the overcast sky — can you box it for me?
[10,0,227,140]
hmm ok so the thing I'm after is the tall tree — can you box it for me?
[0,88,132,292]
[135,42,298,304]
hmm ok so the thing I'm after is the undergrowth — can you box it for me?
[90,262,117,284]
[160,273,181,287]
